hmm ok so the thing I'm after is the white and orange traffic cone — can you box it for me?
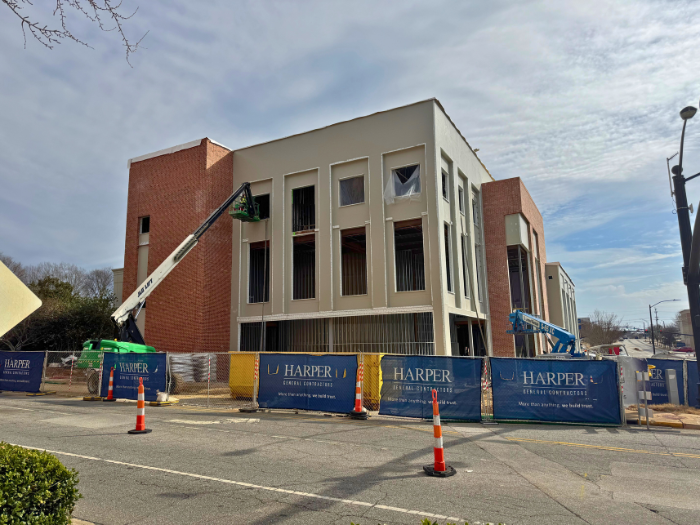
[349,362,368,420]
[103,367,116,402]
[423,389,456,477]
[128,377,152,434]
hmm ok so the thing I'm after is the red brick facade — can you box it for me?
[122,139,233,353]
[482,178,548,357]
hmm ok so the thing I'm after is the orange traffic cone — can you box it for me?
[128,377,152,434]
[103,367,116,402]
[349,362,368,420]
[423,389,456,477]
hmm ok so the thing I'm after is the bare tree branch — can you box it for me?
[2,0,146,65]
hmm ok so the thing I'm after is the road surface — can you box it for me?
[2,394,700,524]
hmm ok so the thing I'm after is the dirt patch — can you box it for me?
[629,403,700,416]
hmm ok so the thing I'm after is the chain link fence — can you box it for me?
[33,350,494,418]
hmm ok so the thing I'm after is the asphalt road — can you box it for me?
[2,394,700,525]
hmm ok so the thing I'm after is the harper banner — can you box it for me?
[646,358,685,406]
[0,351,44,393]
[378,355,482,420]
[100,352,167,402]
[258,353,357,413]
[491,358,621,425]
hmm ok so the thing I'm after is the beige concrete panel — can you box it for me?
[0,261,42,338]
[112,268,124,306]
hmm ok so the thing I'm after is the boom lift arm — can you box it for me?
[112,182,258,344]
[507,310,579,356]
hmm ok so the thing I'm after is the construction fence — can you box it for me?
[4,350,637,425]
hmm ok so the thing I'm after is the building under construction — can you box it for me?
[115,99,570,357]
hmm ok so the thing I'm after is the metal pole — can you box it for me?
[649,305,656,355]
[40,351,48,393]
[207,353,211,409]
[68,357,74,392]
[259,220,268,354]
[643,370,650,431]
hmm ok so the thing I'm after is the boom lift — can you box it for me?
[112,181,259,344]
[507,310,580,356]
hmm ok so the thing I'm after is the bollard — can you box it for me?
[423,389,456,477]
[128,377,152,434]
[349,361,368,420]
[103,367,116,402]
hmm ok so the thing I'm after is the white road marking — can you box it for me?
[11,443,490,524]
[0,404,73,416]
[167,418,259,425]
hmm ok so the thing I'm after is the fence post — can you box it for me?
[253,352,259,408]
[617,360,625,427]
[40,351,48,393]
[207,353,211,408]
[68,356,75,392]
[98,352,105,398]
[684,360,689,406]
[166,353,172,397]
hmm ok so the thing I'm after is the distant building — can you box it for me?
[678,309,694,349]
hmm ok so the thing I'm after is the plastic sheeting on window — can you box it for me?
[384,165,421,205]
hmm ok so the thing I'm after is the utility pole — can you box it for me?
[649,304,656,354]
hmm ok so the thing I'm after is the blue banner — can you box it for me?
[491,358,621,425]
[0,351,44,393]
[258,354,357,413]
[101,352,167,401]
[378,356,482,420]
[647,359,685,406]
[689,361,699,408]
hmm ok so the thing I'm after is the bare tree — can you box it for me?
[25,261,88,294]
[0,251,26,281]
[2,0,147,64]
[579,310,624,346]
[84,267,113,297]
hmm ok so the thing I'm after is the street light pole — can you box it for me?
[671,104,700,401]
[649,305,656,354]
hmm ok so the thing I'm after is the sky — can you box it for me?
[2,0,700,327]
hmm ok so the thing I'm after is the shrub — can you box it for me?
[0,443,81,524]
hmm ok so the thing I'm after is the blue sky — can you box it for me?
[2,0,700,326]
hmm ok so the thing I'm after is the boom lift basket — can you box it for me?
[229,194,260,222]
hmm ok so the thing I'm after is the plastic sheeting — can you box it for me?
[384,165,421,204]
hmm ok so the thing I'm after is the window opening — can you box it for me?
[339,176,365,206]
[442,170,449,201]
[293,234,315,299]
[394,219,425,292]
[139,216,150,234]
[341,227,367,296]
[458,187,465,214]
[461,234,469,298]
[508,245,535,357]
[533,232,545,318]
[472,192,485,302]
[384,164,420,204]
[444,223,453,292]
[248,241,269,303]
[292,186,315,232]
[254,194,270,220]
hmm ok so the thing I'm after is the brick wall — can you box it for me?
[482,178,548,357]
[122,139,233,353]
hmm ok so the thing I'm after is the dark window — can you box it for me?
[394,219,425,292]
[339,176,365,206]
[461,234,469,298]
[249,241,269,303]
[140,216,150,234]
[254,194,270,220]
[292,186,315,232]
[442,170,449,201]
[444,224,453,292]
[341,228,367,296]
[458,187,465,213]
[293,234,315,299]
[508,245,535,357]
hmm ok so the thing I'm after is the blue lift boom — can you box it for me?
[507,310,580,356]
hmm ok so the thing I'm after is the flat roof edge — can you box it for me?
[126,138,232,169]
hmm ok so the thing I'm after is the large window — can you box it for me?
[533,232,545,317]
[341,228,367,296]
[461,234,470,298]
[508,244,535,357]
[442,170,449,201]
[444,223,453,292]
[249,241,269,303]
[293,235,315,300]
[472,191,485,302]
[458,187,465,214]
[254,194,270,220]
[292,186,315,232]
[339,176,365,206]
[394,219,425,292]
[384,164,420,204]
